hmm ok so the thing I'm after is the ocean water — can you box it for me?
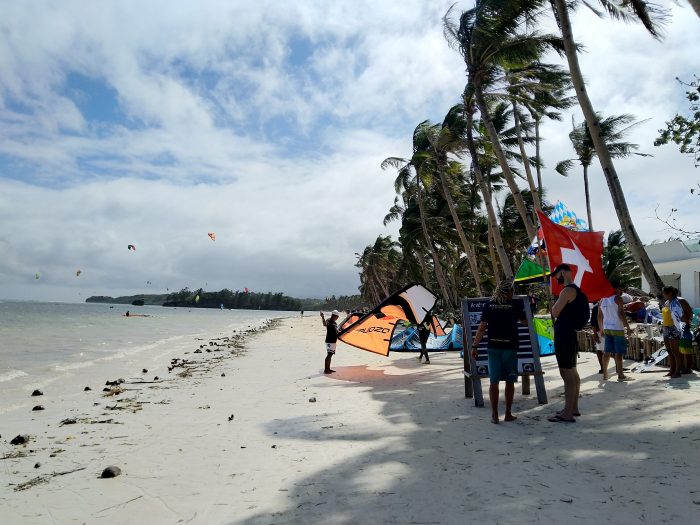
[0,301,289,408]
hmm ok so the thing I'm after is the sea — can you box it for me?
[0,301,290,412]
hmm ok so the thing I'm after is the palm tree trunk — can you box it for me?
[474,84,538,241]
[583,164,593,231]
[371,264,389,299]
[486,223,501,282]
[552,0,664,296]
[436,168,483,295]
[465,104,513,280]
[416,249,432,289]
[512,102,542,211]
[535,117,543,199]
[416,178,452,306]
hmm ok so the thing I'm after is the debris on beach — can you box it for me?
[31,389,43,397]
[153,376,159,381]
[228,414,234,421]
[32,405,45,411]
[34,462,41,469]
[103,386,124,397]
[10,434,30,445]
[100,466,122,478]
[308,397,317,403]
[84,386,92,391]
[142,368,148,373]
[60,418,77,426]
[221,372,226,377]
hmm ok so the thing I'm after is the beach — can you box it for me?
[1,314,699,525]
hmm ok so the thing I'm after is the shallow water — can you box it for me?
[0,301,289,409]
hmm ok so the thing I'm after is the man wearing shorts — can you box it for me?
[598,279,633,382]
[472,280,526,424]
[321,310,340,374]
[549,264,589,423]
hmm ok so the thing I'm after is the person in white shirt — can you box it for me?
[598,279,633,382]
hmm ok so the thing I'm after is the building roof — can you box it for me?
[645,238,700,263]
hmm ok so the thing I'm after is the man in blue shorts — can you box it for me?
[598,279,633,382]
[472,280,527,424]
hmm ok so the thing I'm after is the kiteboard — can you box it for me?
[630,345,667,373]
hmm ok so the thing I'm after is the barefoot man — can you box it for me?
[321,310,340,374]
[471,279,526,424]
[548,264,589,423]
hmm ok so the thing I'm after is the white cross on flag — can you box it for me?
[536,210,614,301]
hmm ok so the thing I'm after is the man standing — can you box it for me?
[549,264,589,423]
[598,279,634,382]
[320,310,340,374]
[471,280,526,424]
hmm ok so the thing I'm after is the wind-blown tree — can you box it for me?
[447,0,565,242]
[555,113,651,230]
[655,75,700,167]
[381,124,453,307]
[416,107,484,295]
[499,189,554,271]
[602,230,641,289]
[355,235,402,305]
[549,0,668,295]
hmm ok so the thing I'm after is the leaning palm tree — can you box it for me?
[381,123,453,307]
[446,0,564,242]
[556,113,651,231]
[549,0,668,294]
[602,230,641,289]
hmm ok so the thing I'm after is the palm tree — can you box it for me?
[415,108,484,295]
[355,235,402,304]
[550,0,668,295]
[381,123,453,307]
[555,113,651,231]
[446,0,564,242]
[602,230,641,289]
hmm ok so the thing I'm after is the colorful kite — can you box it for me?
[127,244,136,251]
[337,284,437,357]
[208,233,216,241]
[533,318,555,357]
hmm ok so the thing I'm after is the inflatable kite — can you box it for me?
[127,244,136,251]
[208,233,216,241]
[337,284,437,357]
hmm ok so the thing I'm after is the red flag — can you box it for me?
[536,210,614,301]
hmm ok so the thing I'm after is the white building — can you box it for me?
[641,239,700,307]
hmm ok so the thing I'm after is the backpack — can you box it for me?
[570,285,590,331]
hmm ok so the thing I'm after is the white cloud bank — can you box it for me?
[0,1,698,301]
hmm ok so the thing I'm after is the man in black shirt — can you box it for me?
[321,310,340,374]
[549,264,588,423]
[472,280,527,424]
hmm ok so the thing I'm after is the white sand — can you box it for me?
[1,315,699,525]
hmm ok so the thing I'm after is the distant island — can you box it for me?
[86,288,364,312]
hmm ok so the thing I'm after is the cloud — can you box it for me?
[0,1,698,301]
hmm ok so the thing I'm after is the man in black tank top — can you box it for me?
[549,264,587,423]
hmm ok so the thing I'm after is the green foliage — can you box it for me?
[602,230,641,289]
[655,75,700,167]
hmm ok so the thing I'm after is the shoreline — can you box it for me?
[1,316,699,524]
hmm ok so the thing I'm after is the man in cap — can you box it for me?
[548,264,589,423]
[471,279,527,424]
[321,310,341,374]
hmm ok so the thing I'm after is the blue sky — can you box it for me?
[0,0,699,302]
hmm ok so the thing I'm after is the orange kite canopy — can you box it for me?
[338,284,437,357]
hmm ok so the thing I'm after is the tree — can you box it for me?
[447,0,565,242]
[355,236,401,304]
[602,230,641,289]
[655,75,700,167]
[382,123,453,307]
[555,113,651,230]
[549,0,669,296]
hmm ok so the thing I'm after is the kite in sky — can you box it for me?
[34,272,41,280]
[337,284,437,357]
[76,270,82,277]
[208,232,216,241]
[127,244,136,251]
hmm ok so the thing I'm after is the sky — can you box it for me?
[0,1,698,302]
